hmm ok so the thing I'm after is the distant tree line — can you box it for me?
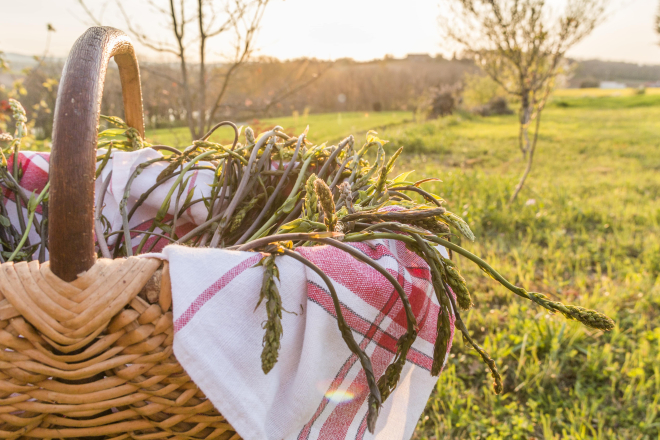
[1,55,475,139]
[7,48,660,142]
[569,59,660,87]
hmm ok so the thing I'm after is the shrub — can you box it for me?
[579,78,600,88]
[423,83,462,119]
[475,96,514,116]
[462,72,507,108]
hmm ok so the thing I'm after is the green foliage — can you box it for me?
[462,73,510,109]
[384,101,660,439]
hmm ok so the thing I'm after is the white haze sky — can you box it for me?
[1,0,659,64]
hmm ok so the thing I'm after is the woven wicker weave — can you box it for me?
[0,27,240,439]
[0,258,239,439]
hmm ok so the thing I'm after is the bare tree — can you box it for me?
[441,0,607,203]
[78,0,270,140]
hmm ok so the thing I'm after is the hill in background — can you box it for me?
[4,51,660,139]
[569,59,660,87]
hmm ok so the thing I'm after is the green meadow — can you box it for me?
[383,99,660,439]
[145,111,411,147]
[146,96,660,439]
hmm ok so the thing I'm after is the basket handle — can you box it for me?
[49,27,144,281]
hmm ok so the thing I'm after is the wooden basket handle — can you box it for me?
[50,27,144,281]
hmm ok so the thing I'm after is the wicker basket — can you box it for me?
[0,27,239,439]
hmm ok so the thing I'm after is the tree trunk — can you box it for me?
[519,92,532,159]
[197,1,206,139]
[509,106,543,204]
[180,59,198,140]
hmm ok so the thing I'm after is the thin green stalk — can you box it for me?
[409,234,455,377]
[95,144,113,179]
[115,157,166,257]
[389,185,443,207]
[104,229,177,244]
[426,236,614,330]
[235,232,342,251]
[329,150,353,191]
[317,135,353,181]
[248,144,325,241]
[135,150,216,254]
[170,174,192,241]
[235,134,305,245]
[8,182,49,262]
[126,165,213,223]
[95,170,113,259]
[210,128,282,246]
[1,167,29,241]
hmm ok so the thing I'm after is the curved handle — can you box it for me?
[50,27,144,281]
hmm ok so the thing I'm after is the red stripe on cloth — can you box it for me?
[2,152,49,215]
[354,310,455,438]
[306,283,403,359]
[1,190,44,215]
[299,255,434,439]
[407,266,429,279]
[317,261,409,439]
[318,339,396,440]
[6,153,50,195]
[297,353,358,440]
[297,286,397,440]
[310,252,452,439]
[298,241,440,345]
[307,280,435,362]
[404,347,433,371]
[296,242,423,321]
[173,254,262,332]
[391,238,428,268]
[356,413,369,439]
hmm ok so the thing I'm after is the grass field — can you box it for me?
[554,87,660,97]
[160,96,659,438]
[376,98,660,439]
[145,111,412,147]
[146,97,659,438]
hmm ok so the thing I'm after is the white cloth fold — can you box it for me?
[158,241,454,440]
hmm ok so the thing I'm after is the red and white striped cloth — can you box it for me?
[2,149,214,258]
[2,150,455,439]
[2,152,50,255]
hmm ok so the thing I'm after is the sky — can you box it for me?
[2,0,660,64]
